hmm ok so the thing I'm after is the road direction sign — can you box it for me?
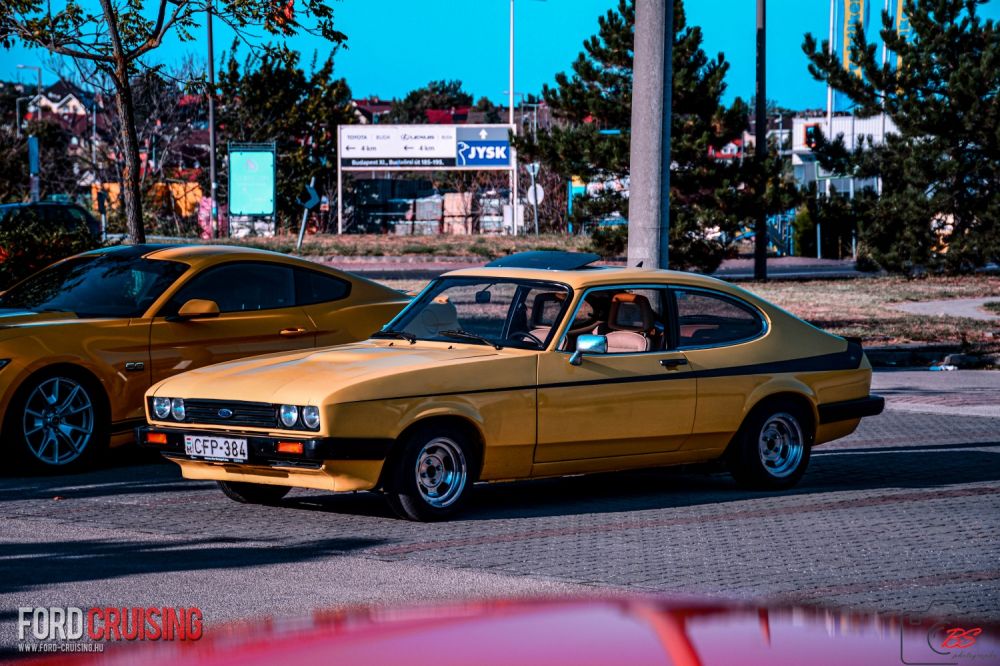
[526,184,544,206]
[299,184,319,209]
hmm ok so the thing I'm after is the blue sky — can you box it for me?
[3,0,998,110]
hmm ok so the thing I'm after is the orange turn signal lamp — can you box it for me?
[276,441,304,455]
[145,432,168,445]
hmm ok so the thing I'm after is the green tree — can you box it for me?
[216,46,354,231]
[385,80,473,124]
[803,0,1000,270]
[517,0,761,272]
[2,0,346,243]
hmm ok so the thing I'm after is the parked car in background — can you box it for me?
[0,244,409,473]
[142,251,883,521]
[0,202,102,239]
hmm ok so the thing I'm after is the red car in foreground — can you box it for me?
[15,597,999,666]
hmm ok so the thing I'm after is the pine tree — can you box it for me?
[803,0,1000,270]
[518,0,758,272]
[385,80,473,124]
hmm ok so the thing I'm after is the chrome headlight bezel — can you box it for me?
[278,404,299,428]
[301,406,321,430]
[152,397,172,420]
[170,398,186,421]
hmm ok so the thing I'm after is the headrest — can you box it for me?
[608,293,655,332]
[530,292,566,327]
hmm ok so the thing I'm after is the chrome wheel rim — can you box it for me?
[414,437,467,508]
[758,412,804,478]
[23,377,94,465]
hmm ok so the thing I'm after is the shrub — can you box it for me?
[0,211,102,289]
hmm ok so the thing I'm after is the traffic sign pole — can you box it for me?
[297,176,317,252]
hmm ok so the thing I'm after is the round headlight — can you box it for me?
[170,398,185,421]
[153,397,171,420]
[301,406,320,430]
[279,404,299,428]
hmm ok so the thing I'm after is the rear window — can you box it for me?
[295,268,351,306]
[674,289,765,347]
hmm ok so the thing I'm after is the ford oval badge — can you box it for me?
[217,408,234,419]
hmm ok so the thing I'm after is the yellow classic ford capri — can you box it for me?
[142,251,884,521]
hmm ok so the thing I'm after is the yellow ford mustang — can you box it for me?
[0,244,408,473]
[142,251,884,521]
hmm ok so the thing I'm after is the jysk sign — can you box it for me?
[229,143,276,216]
[339,125,512,171]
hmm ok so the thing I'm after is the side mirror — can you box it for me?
[175,298,220,320]
[475,290,492,304]
[569,334,608,366]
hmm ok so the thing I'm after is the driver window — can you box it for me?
[162,262,295,316]
[563,287,670,354]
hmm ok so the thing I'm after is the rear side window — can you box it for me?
[294,268,351,306]
[164,262,296,315]
[674,289,765,347]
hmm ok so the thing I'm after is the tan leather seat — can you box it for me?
[605,293,656,353]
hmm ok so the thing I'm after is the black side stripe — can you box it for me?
[344,342,865,404]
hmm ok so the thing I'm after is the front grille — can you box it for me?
[183,399,277,429]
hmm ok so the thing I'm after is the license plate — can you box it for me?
[184,435,248,462]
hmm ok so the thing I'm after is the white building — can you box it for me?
[791,113,899,195]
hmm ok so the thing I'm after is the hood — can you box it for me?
[150,341,506,405]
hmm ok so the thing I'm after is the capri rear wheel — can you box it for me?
[728,400,811,490]
[385,425,474,521]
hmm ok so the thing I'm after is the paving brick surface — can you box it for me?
[2,406,998,624]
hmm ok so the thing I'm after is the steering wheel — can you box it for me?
[508,331,545,348]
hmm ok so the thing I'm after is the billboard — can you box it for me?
[339,124,513,171]
[228,143,276,216]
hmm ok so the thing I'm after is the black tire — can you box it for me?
[727,399,812,490]
[384,424,475,521]
[5,368,109,475]
[217,481,291,505]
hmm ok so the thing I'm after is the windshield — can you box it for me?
[384,277,572,350]
[0,253,188,318]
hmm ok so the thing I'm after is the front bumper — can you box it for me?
[137,426,392,468]
[817,394,885,424]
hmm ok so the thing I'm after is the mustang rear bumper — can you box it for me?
[817,395,885,424]
[137,426,391,466]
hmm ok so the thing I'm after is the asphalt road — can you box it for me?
[2,370,998,653]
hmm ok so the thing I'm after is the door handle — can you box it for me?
[659,357,688,369]
[279,327,309,337]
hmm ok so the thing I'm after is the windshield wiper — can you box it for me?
[439,329,503,350]
[371,329,416,344]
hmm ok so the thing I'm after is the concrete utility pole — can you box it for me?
[627,0,673,269]
[753,0,768,280]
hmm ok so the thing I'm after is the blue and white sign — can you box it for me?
[339,124,513,171]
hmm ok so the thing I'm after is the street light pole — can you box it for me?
[627,0,673,269]
[207,1,219,239]
[753,0,768,281]
[508,0,519,235]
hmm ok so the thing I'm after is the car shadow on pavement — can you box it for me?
[0,536,384,595]
[456,444,1000,521]
[274,444,1000,522]
[0,463,209,503]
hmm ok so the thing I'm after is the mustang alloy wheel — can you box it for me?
[8,370,108,473]
[386,425,474,521]
[727,400,812,490]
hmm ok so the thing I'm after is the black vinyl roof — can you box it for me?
[485,251,602,270]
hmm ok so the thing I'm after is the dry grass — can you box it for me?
[380,275,1000,349]
[210,233,589,258]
